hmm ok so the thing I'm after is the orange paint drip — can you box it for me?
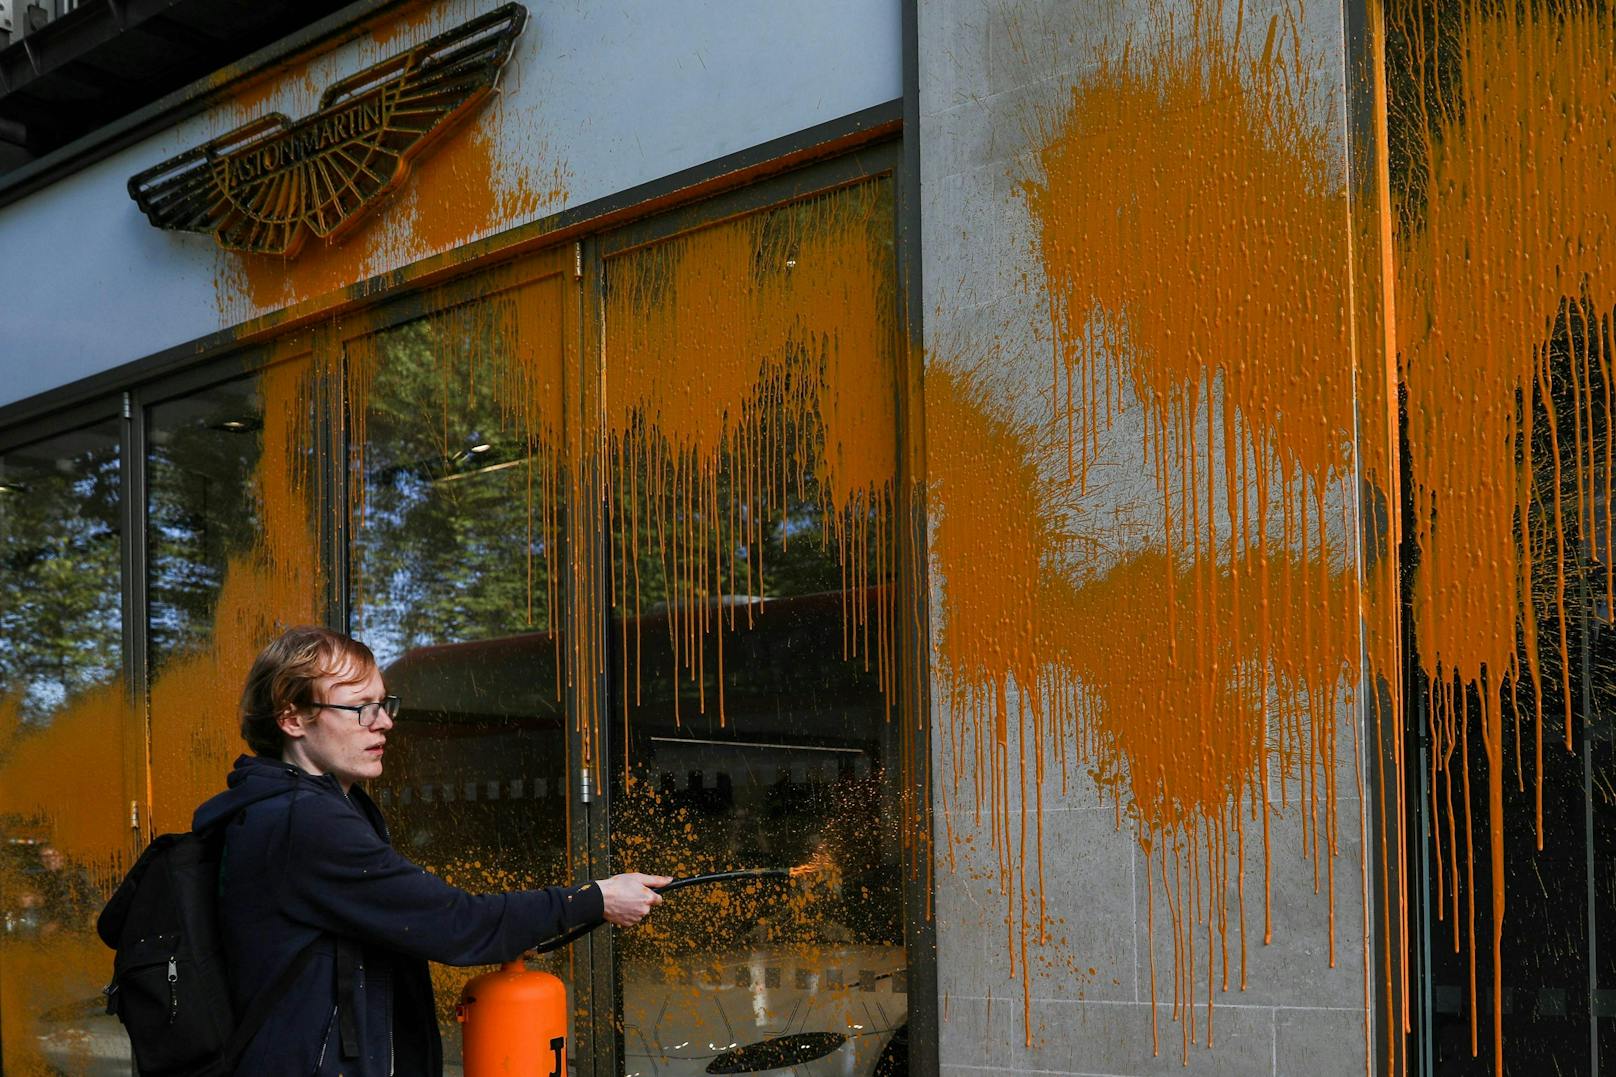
[930,0,1360,1049]
[1392,2,1616,1068]
[929,360,1358,1047]
[601,182,898,730]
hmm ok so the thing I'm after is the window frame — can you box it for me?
[0,132,935,1077]
[584,143,916,1074]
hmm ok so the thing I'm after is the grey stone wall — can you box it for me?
[918,1,1373,1074]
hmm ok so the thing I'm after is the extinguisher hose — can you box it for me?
[530,867,806,952]
[658,868,793,894]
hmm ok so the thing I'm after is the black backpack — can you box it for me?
[96,830,322,1077]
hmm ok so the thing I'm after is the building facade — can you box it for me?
[0,0,1611,1074]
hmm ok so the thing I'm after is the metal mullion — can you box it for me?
[1580,567,1599,1074]
[1341,0,1412,1069]
[316,320,348,632]
[558,237,592,1076]
[573,231,619,1077]
[121,389,151,860]
[893,44,939,1067]
[0,397,120,455]
[1414,693,1434,1077]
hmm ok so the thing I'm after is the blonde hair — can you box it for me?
[239,626,377,757]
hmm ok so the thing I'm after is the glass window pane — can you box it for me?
[348,273,573,1072]
[145,356,322,833]
[0,421,132,1075]
[1417,323,1615,1073]
[604,179,908,1076]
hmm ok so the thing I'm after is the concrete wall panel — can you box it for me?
[918,0,1372,1071]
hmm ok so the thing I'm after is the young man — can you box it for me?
[194,625,668,1076]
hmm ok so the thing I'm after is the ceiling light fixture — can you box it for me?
[211,418,261,433]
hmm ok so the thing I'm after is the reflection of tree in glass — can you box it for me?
[0,434,121,722]
[146,395,266,676]
[351,311,559,665]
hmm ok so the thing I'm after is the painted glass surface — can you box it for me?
[1412,317,1616,1074]
[145,356,322,835]
[602,179,908,1076]
[348,271,574,1072]
[1415,331,1603,1067]
[0,422,130,1075]
[1382,0,1616,1070]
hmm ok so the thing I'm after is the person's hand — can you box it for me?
[597,873,672,927]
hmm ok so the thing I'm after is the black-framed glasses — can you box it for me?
[314,695,401,728]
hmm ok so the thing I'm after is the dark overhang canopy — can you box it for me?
[0,0,355,166]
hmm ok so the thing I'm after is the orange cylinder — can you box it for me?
[456,960,568,1077]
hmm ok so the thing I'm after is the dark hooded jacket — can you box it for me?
[192,754,604,1077]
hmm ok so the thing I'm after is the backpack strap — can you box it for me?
[219,937,324,1068]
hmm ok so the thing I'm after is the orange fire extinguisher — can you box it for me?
[457,959,567,1077]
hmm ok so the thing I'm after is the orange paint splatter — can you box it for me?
[602,182,899,730]
[0,360,320,1073]
[398,112,568,262]
[930,0,1361,1052]
[1391,1,1616,1068]
[0,680,132,871]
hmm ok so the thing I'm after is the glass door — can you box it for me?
[1411,304,1616,1075]
[598,176,910,1077]
[144,347,322,835]
[0,419,131,1076]
[342,248,586,1074]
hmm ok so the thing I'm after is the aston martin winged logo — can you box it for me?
[128,4,527,256]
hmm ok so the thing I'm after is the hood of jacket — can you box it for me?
[192,753,348,837]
